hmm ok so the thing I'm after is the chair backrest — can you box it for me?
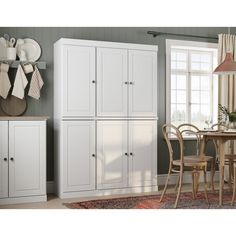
[162,124,184,163]
[177,123,201,156]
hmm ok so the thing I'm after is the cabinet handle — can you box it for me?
[129,82,133,85]
[130,152,133,156]
[3,158,7,162]
[124,82,128,84]
[125,153,128,156]
[92,80,96,83]
[10,157,14,161]
[92,154,96,157]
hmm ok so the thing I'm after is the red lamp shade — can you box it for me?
[213,52,236,75]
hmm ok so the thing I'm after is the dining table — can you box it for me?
[199,130,236,206]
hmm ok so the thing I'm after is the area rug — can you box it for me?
[64,190,236,209]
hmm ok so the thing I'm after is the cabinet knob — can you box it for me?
[3,158,7,162]
[10,157,14,161]
[130,152,133,156]
[125,153,128,156]
[124,82,128,84]
[92,80,96,83]
[92,154,96,157]
[129,82,133,85]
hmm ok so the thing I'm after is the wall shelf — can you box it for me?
[0,60,46,70]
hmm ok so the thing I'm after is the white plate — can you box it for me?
[16,38,41,62]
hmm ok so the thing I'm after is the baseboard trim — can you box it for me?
[47,181,55,194]
[157,171,220,186]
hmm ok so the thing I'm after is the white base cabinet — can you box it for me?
[0,120,47,205]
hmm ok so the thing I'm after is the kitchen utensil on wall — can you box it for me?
[3,34,10,47]
[9,38,16,47]
[16,38,41,62]
[0,95,27,116]
[6,47,16,60]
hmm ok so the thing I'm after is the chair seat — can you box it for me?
[184,155,214,162]
[173,156,207,167]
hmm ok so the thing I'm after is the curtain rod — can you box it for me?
[147,31,218,40]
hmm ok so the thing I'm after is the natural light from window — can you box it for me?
[166,39,218,130]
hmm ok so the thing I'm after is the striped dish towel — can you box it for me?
[28,65,44,100]
[0,63,11,99]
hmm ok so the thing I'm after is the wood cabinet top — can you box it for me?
[0,116,49,121]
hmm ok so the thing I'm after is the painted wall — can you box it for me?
[0,27,231,180]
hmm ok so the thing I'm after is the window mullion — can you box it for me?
[187,50,191,124]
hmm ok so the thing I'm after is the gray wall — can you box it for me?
[0,27,232,180]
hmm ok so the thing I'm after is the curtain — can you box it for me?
[218,33,236,181]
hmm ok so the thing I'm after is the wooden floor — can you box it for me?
[0,183,222,209]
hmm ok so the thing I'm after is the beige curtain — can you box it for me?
[218,33,236,181]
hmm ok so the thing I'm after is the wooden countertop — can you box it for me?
[0,116,49,121]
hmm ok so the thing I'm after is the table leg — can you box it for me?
[218,139,225,206]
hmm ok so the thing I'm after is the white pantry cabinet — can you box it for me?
[62,45,95,117]
[97,120,157,190]
[63,121,95,192]
[54,38,158,199]
[0,119,47,205]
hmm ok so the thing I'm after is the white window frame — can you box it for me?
[166,39,218,135]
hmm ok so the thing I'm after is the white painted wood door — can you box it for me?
[97,48,128,116]
[63,121,95,192]
[97,121,128,189]
[63,45,95,117]
[0,121,8,198]
[128,120,157,187]
[9,121,46,197]
[128,50,157,117]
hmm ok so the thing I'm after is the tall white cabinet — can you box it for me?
[0,118,47,205]
[54,38,158,199]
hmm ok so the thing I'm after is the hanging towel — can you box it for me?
[28,65,44,100]
[12,64,28,99]
[0,63,11,99]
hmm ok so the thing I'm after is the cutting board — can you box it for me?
[0,95,27,116]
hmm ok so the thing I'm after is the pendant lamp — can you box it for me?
[213,52,236,75]
[213,27,236,75]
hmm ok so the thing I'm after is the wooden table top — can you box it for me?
[198,130,236,137]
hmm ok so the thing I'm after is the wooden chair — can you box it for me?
[177,123,215,191]
[211,123,236,190]
[160,124,209,208]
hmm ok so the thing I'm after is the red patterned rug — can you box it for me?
[64,190,236,209]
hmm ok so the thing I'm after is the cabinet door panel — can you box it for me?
[63,45,95,117]
[129,50,157,117]
[9,121,46,197]
[97,121,128,189]
[63,121,95,192]
[0,121,8,198]
[97,48,128,116]
[128,121,157,187]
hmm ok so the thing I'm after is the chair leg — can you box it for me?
[160,166,172,202]
[210,158,215,191]
[195,171,200,195]
[231,165,236,206]
[192,171,196,199]
[228,161,233,191]
[174,168,183,209]
[203,167,209,205]
[174,174,180,192]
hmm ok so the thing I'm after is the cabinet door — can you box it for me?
[97,121,128,189]
[63,121,95,192]
[97,48,128,116]
[9,121,46,197]
[128,50,157,117]
[63,45,95,117]
[128,121,157,187]
[0,121,8,198]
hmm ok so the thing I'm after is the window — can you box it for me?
[166,39,218,130]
